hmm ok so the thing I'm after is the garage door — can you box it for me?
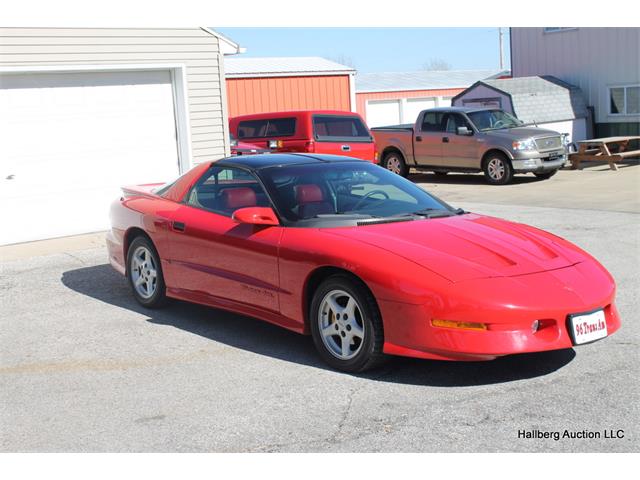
[403,97,436,123]
[366,100,401,128]
[0,70,181,245]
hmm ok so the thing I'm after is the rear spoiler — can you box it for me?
[121,183,164,198]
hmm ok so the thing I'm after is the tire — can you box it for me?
[534,170,558,180]
[126,235,168,308]
[310,274,385,372]
[482,153,514,185]
[382,151,408,177]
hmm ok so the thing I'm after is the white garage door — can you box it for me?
[366,100,401,128]
[0,70,181,245]
[403,97,436,123]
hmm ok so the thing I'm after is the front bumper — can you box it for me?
[378,263,620,361]
[512,154,567,173]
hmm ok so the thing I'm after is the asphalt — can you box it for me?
[1,165,639,452]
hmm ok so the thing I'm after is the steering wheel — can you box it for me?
[492,120,507,129]
[353,189,390,210]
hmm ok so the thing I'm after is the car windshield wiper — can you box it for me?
[391,208,456,219]
[313,213,381,219]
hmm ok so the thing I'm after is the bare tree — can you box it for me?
[328,54,356,69]
[422,58,452,71]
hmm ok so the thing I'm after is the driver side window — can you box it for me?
[186,166,270,217]
[445,113,471,133]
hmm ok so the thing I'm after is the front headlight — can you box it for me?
[512,138,537,151]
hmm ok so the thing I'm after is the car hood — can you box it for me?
[485,126,561,139]
[326,214,584,283]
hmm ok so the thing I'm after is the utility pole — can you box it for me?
[498,27,504,70]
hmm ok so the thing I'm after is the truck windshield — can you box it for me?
[467,109,522,131]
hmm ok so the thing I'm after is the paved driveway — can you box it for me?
[1,167,638,452]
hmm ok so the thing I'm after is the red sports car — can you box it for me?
[107,154,620,372]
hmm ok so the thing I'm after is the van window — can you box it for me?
[313,115,372,142]
[237,118,296,139]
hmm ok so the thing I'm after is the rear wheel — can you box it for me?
[483,153,514,185]
[126,236,167,308]
[310,275,385,372]
[534,170,558,180]
[382,151,408,177]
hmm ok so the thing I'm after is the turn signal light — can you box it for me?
[431,319,487,331]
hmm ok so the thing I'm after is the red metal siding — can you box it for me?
[356,88,465,122]
[226,75,351,118]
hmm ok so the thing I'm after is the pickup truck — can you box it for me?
[372,107,568,185]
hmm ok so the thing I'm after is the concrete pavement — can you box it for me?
[1,165,638,452]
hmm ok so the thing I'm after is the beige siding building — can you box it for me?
[0,27,237,244]
[510,27,640,137]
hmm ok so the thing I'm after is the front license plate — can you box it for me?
[569,309,607,345]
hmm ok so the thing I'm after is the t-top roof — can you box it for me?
[475,75,589,122]
[218,153,363,170]
[355,69,509,93]
[225,56,355,78]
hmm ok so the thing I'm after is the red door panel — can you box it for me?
[163,204,282,312]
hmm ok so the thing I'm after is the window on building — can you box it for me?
[610,86,640,115]
[543,27,577,33]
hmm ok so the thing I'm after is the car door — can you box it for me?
[442,113,479,168]
[163,165,282,312]
[413,111,444,166]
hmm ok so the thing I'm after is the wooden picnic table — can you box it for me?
[570,136,640,171]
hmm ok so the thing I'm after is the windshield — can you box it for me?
[257,161,456,227]
[467,109,522,131]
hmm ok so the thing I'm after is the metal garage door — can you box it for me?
[403,97,436,123]
[0,70,181,245]
[366,100,401,128]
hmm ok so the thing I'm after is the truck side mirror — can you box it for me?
[457,126,473,136]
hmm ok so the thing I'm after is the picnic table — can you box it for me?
[570,136,640,171]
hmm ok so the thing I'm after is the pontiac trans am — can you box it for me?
[107,153,620,372]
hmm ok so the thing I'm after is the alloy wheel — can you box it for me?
[318,289,365,360]
[130,245,158,299]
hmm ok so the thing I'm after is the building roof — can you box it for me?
[474,75,589,122]
[355,69,509,93]
[225,56,355,78]
[201,28,243,55]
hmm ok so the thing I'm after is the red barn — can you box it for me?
[225,56,355,117]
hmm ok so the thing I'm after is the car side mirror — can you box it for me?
[457,126,473,136]
[232,207,279,226]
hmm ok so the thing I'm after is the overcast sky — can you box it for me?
[216,28,511,73]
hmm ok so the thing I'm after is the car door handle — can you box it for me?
[341,145,351,152]
[172,221,186,232]
[415,136,422,142]
[442,137,450,143]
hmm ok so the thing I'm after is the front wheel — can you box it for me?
[483,153,514,185]
[534,170,558,180]
[126,236,168,308]
[310,275,385,372]
[382,151,408,177]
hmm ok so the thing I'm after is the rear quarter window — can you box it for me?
[237,118,296,139]
[313,115,372,143]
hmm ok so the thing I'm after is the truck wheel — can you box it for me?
[483,153,514,185]
[534,170,558,180]
[382,151,408,177]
